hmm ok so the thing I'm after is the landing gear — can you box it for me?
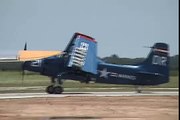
[135,86,142,93]
[54,86,64,94]
[46,77,64,94]
[46,85,54,94]
[46,85,64,94]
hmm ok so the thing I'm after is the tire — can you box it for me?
[54,86,64,94]
[46,85,54,94]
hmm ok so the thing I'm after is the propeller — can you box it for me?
[21,42,27,85]
[24,42,27,50]
[21,63,25,85]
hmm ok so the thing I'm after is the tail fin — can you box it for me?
[64,33,97,75]
[141,43,170,83]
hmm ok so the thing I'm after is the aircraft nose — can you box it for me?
[23,61,31,70]
[23,60,42,72]
[30,60,42,67]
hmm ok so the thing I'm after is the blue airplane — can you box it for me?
[21,32,169,94]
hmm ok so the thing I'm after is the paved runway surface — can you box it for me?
[0,91,178,99]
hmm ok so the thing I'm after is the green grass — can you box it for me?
[156,76,179,88]
[0,71,50,87]
[170,70,179,76]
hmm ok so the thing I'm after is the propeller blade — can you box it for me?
[21,42,26,85]
[24,42,27,50]
[21,62,25,86]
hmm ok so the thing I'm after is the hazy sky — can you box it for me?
[0,0,179,58]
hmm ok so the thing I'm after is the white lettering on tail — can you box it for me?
[152,55,167,66]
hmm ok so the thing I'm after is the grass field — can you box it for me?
[0,71,179,93]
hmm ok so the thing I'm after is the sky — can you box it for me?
[0,0,179,58]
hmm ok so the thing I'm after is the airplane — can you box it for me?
[18,32,169,94]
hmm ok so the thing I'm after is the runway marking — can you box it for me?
[0,92,178,99]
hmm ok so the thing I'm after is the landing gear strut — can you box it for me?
[46,76,64,94]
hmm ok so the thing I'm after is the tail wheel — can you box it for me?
[135,85,142,93]
[54,86,64,94]
[46,85,54,94]
[137,89,142,93]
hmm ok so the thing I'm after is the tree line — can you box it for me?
[101,54,179,71]
[0,55,178,72]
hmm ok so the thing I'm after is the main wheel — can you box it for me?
[137,89,142,93]
[46,85,54,94]
[54,86,64,94]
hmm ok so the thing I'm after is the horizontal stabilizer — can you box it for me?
[18,50,63,61]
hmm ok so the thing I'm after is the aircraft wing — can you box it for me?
[18,50,63,61]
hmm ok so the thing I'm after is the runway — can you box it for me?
[0,91,178,99]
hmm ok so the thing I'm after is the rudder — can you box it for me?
[141,43,170,83]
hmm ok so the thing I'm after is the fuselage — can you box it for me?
[23,56,168,86]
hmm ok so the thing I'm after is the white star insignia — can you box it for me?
[99,68,110,79]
